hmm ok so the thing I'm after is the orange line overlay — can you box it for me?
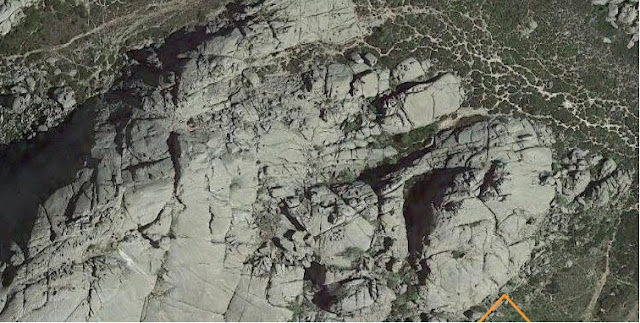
[478,294,531,322]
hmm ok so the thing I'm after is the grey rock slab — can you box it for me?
[391,57,426,84]
[325,63,354,99]
[363,52,378,66]
[381,73,464,134]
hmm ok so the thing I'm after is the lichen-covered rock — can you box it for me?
[328,278,395,319]
[554,149,633,211]
[391,57,426,84]
[51,87,76,112]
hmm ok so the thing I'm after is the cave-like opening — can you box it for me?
[402,168,468,259]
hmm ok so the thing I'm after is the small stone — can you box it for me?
[390,259,402,273]
[25,77,36,91]
[9,242,24,266]
[421,59,433,71]
[518,18,538,37]
[242,69,260,87]
[278,238,295,252]
[363,52,378,66]
[349,52,364,64]
[11,96,27,113]
[292,231,306,244]
[565,259,573,268]
[10,85,27,94]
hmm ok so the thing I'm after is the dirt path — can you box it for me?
[4,0,203,60]
[584,218,620,322]
[583,238,615,321]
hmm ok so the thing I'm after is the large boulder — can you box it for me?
[380,73,464,134]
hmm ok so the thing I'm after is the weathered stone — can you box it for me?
[381,118,556,313]
[51,87,76,111]
[391,57,425,84]
[325,63,353,99]
[381,73,464,134]
[0,0,631,321]
[267,264,305,307]
[349,52,364,64]
[363,52,378,66]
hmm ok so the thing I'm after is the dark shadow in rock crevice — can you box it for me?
[402,168,468,260]
[305,262,332,310]
[305,262,362,313]
[0,99,98,261]
[0,3,266,265]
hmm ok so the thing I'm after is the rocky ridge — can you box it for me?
[0,0,632,321]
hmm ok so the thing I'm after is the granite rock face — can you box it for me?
[0,0,38,35]
[380,73,464,135]
[0,0,632,321]
[386,118,556,314]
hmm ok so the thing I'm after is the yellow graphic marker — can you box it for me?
[478,294,531,322]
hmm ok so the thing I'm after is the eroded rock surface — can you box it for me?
[388,119,556,313]
[0,0,632,321]
[380,73,464,135]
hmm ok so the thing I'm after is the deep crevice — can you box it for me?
[166,132,182,193]
[402,168,469,259]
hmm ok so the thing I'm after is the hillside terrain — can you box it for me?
[0,0,636,321]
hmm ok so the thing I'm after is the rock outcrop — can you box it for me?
[380,73,464,135]
[553,148,632,211]
[0,0,632,321]
[592,0,639,48]
[0,0,38,35]
[383,118,556,314]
